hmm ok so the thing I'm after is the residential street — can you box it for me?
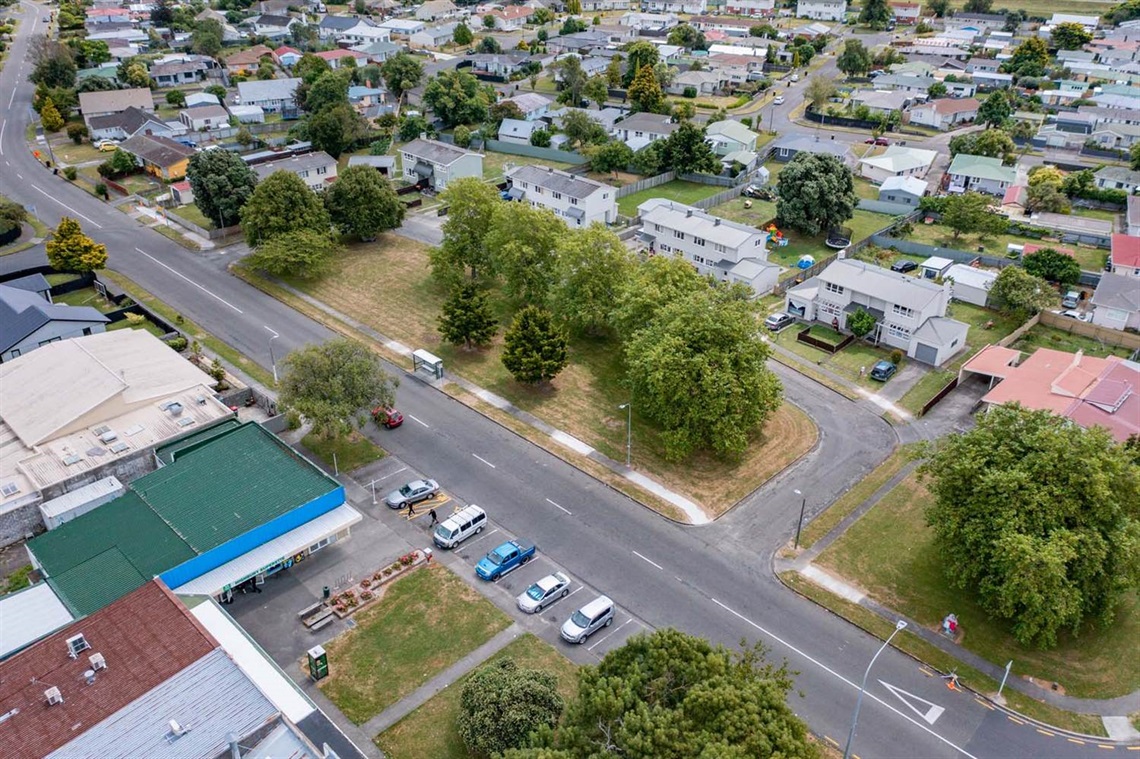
[0,3,1117,756]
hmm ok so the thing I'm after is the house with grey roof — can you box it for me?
[1091,272,1140,331]
[498,118,539,144]
[1095,166,1140,193]
[410,22,458,48]
[87,106,180,142]
[502,92,555,121]
[79,87,154,132]
[399,138,482,190]
[859,145,937,184]
[506,165,617,227]
[236,77,301,115]
[253,150,338,190]
[612,112,679,150]
[878,175,927,207]
[416,0,460,20]
[786,259,969,365]
[947,153,1016,195]
[0,282,108,363]
[318,14,359,40]
[637,199,779,295]
[348,154,395,175]
[771,134,852,164]
[351,39,403,63]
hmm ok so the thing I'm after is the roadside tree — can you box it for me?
[921,405,1140,649]
[612,254,709,338]
[836,39,872,77]
[431,177,502,285]
[501,306,568,385]
[949,129,1016,163]
[46,217,107,273]
[244,229,343,279]
[240,171,330,244]
[279,338,398,437]
[438,283,498,348]
[550,224,634,336]
[458,658,563,758]
[776,152,857,236]
[187,148,258,229]
[325,165,404,240]
[39,97,64,132]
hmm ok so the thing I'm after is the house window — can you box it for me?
[693,255,704,264]
[674,230,685,240]
[892,304,914,318]
[660,244,671,252]
[39,337,62,347]
[300,170,310,178]
[824,282,844,295]
[570,197,578,205]
[887,324,911,340]
[553,191,562,200]
[819,302,841,317]
[694,237,705,246]
[317,166,328,175]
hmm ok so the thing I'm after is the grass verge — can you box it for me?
[149,222,202,250]
[318,564,511,725]
[99,270,277,389]
[375,634,579,759]
[817,471,1139,701]
[301,430,386,472]
[798,445,917,549]
[780,571,1107,737]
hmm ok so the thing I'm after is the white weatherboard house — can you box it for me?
[236,77,300,114]
[637,199,779,296]
[399,138,483,191]
[506,165,618,228]
[858,146,937,184]
[796,0,846,20]
[785,259,969,366]
[946,153,1016,196]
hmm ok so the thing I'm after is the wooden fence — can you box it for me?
[919,377,959,417]
[1038,310,1140,351]
[615,171,677,198]
[796,327,855,354]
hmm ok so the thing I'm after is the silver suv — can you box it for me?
[560,595,614,644]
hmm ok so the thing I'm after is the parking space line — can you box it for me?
[1007,716,1025,726]
[370,467,407,486]
[588,617,634,651]
[407,414,429,428]
[472,453,496,468]
[1097,744,1116,750]
[1069,738,1086,745]
[462,528,499,547]
[564,586,585,601]
[632,551,663,570]
[545,498,571,515]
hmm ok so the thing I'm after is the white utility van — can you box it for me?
[433,505,487,549]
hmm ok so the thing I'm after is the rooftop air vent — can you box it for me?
[44,687,63,706]
[98,431,118,444]
[176,418,196,428]
[66,634,90,658]
[84,670,96,685]
[92,426,110,436]
[109,442,130,454]
[166,402,184,417]
[62,455,82,466]
[89,653,106,671]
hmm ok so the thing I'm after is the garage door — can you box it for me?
[914,342,938,365]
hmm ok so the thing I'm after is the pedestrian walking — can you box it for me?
[407,501,416,517]
[429,508,438,526]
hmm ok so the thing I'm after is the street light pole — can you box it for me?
[265,326,279,384]
[843,620,908,759]
[793,489,807,549]
[618,403,632,468]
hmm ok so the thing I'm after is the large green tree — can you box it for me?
[303,70,351,113]
[942,191,1008,239]
[661,120,719,175]
[431,177,502,285]
[859,0,891,28]
[29,37,77,89]
[190,19,223,57]
[921,405,1140,649]
[986,265,1056,316]
[628,63,666,114]
[503,629,819,759]
[501,306,568,385]
[458,658,564,757]
[423,69,489,127]
[836,39,872,77]
[244,229,343,279]
[550,224,633,336]
[307,102,366,158]
[486,202,564,306]
[667,23,706,49]
[586,140,634,173]
[187,148,258,228]
[1051,21,1093,50]
[927,0,950,15]
[294,53,332,85]
[46,217,107,273]
[612,254,709,339]
[626,285,782,461]
[977,90,1011,128]
[240,171,330,244]
[622,40,659,86]
[776,152,857,236]
[949,129,1016,164]
[279,338,398,437]
[438,282,498,348]
[1003,37,1050,78]
[1023,247,1081,285]
[381,53,424,104]
[325,165,404,240]
[554,55,587,106]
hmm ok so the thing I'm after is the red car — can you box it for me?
[864,137,890,146]
[372,406,403,429]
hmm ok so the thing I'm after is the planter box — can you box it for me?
[328,550,429,618]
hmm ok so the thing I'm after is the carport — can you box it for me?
[958,344,1021,389]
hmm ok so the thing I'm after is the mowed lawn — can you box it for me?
[318,564,511,725]
[288,234,818,517]
[818,471,1140,700]
[616,180,725,217]
[376,634,580,759]
[902,221,1109,273]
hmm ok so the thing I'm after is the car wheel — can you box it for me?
[561,589,569,598]
[427,492,436,500]
[535,602,543,612]
[475,525,483,534]
[521,555,530,564]
[605,617,613,627]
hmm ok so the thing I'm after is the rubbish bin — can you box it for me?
[323,586,330,600]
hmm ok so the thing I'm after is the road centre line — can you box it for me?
[407,414,429,428]
[709,598,979,759]
[7,87,15,109]
[34,186,103,228]
[134,248,243,313]
[545,498,571,516]
[472,453,496,469]
[632,551,664,570]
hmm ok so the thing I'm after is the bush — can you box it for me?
[285,408,302,429]
[682,86,697,98]
[124,312,146,326]
[66,123,87,144]
[62,166,77,180]
[167,336,188,352]
[889,349,904,365]
[94,183,109,199]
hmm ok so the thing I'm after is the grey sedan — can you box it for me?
[385,479,440,509]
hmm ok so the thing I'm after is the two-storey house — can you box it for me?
[506,165,618,228]
[796,0,846,20]
[400,138,483,191]
[252,151,339,191]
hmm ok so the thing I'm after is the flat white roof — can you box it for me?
[170,503,362,596]
[0,583,74,658]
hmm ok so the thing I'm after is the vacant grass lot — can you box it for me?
[301,430,385,472]
[376,634,579,759]
[616,179,725,217]
[284,235,818,517]
[319,564,511,725]
[818,471,1140,700]
[1010,324,1133,359]
[169,203,215,230]
[902,222,1108,273]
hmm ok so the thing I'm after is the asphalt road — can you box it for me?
[0,5,1108,756]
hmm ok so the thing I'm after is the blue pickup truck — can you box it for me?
[475,540,536,581]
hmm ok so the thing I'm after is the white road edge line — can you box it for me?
[0,121,6,155]
[709,598,979,759]
[588,618,634,651]
[263,325,279,338]
[632,551,664,571]
[33,186,103,228]
[545,498,571,516]
[407,414,430,428]
[472,453,496,469]
[134,248,243,313]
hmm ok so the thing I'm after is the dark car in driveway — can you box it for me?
[890,260,917,273]
[870,361,897,381]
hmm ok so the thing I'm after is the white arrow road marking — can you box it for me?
[879,680,946,725]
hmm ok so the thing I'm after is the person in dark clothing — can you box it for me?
[429,508,438,526]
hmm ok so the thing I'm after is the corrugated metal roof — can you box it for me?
[0,583,74,659]
[46,649,280,759]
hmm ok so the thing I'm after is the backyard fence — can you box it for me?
[678,171,740,187]
[481,138,588,165]
[997,312,1040,348]
[857,199,914,216]
[615,171,677,198]
[1038,310,1140,351]
[690,184,746,210]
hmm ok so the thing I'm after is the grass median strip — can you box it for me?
[319,563,512,725]
[375,634,579,759]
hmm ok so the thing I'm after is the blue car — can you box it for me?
[870,361,897,381]
[475,540,535,581]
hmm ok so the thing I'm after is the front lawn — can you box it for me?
[51,286,120,313]
[375,634,579,759]
[318,564,512,725]
[770,318,900,392]
[616,179,726,217]
[818,471,1140,700]
[169,203,215,230]
[301,430,386,472]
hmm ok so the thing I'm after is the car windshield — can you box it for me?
[398,484,414,496]
[435,525,454,539]
[570,610,590,628]
[526,584,546,600]
[488,550,505,566]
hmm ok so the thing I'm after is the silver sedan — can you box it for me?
[384,479,439,509]
[516,572,571,613]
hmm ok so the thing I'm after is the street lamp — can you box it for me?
[843,620,908,759]
[793,489,807,549]
[265,326,279,384]
[618,403,632,468]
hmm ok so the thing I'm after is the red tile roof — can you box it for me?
[1111,233,1140,269]
[0,580,217,759]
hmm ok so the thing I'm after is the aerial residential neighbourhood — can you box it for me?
[2,0,1140,756]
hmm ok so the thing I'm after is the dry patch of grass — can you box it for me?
[375,634,579,759]
[318,564,511,725]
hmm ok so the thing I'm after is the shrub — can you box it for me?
[360,578,372,588]
[682,86,697,98]
[167,336,188,351]
[62,166,77,180]
[360,590,373,601]
[889,349,904,365]
[285,408,302,430]
[124,312,146,326]
[94,183,109,199]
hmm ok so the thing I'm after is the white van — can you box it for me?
[432,505,487,549]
